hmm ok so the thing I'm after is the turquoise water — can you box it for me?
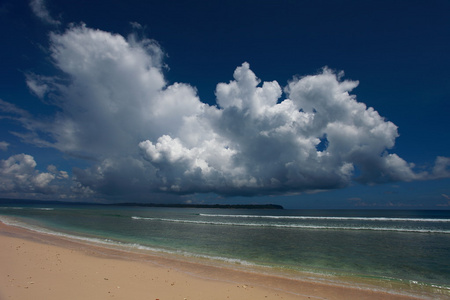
[1,204,450,296]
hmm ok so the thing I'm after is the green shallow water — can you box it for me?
[1,205,450,298]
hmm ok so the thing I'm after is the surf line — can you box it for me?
[198,214,450,222]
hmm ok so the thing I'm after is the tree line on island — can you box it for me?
[0,198,283,209]
[112,203,284,209]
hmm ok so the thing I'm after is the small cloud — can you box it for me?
[437,198,450,207]
[47,164,69,179]
[0,141,9,151]
[0,154,53,193]
[431,157,450,179]
[0,154,74,199]
[29,0,60,25]
[26,74,50,98]
[130,21,143,29]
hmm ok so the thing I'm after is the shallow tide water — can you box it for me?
[1,204,449,298]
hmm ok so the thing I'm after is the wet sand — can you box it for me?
[0,222,423,300]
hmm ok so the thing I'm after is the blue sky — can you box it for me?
[0,0,449,208]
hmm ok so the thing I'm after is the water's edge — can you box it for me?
[1,215,448,300]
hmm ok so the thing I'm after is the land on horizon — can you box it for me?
[0,198,284,209]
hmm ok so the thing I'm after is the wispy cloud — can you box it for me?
[1,24,449,199]
[0,141,9,151]
[26,74,51,99]
[130,21,143,30]
[29,0,60,25]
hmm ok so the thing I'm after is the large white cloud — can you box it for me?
[138,63,425,195]
[1,24,449,199]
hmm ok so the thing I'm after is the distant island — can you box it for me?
[0,198,283,209]
[111,203,284,209]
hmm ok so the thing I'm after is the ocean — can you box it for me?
[1,204,449,298]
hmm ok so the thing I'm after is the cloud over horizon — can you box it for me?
[1,24,449,200]
[0,154,68,198]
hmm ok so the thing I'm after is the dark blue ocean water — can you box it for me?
[1,205,449,296]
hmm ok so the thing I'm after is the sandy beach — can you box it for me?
[0,222,424,300]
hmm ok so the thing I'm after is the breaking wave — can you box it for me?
[199,214,450,222]
[131,216,450,234]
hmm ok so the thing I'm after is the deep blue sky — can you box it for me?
[0,0,449,208]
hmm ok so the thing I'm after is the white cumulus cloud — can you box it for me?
[1,24,449,199]
[0,154,54,194]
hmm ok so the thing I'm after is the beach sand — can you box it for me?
[0,222,422,300]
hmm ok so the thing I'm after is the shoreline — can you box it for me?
[0,221,438,300]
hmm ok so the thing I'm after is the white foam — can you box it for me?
[0,207,24,210]
[199,213,450,223]
[0,216,255,267]
[131,216,450,234]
